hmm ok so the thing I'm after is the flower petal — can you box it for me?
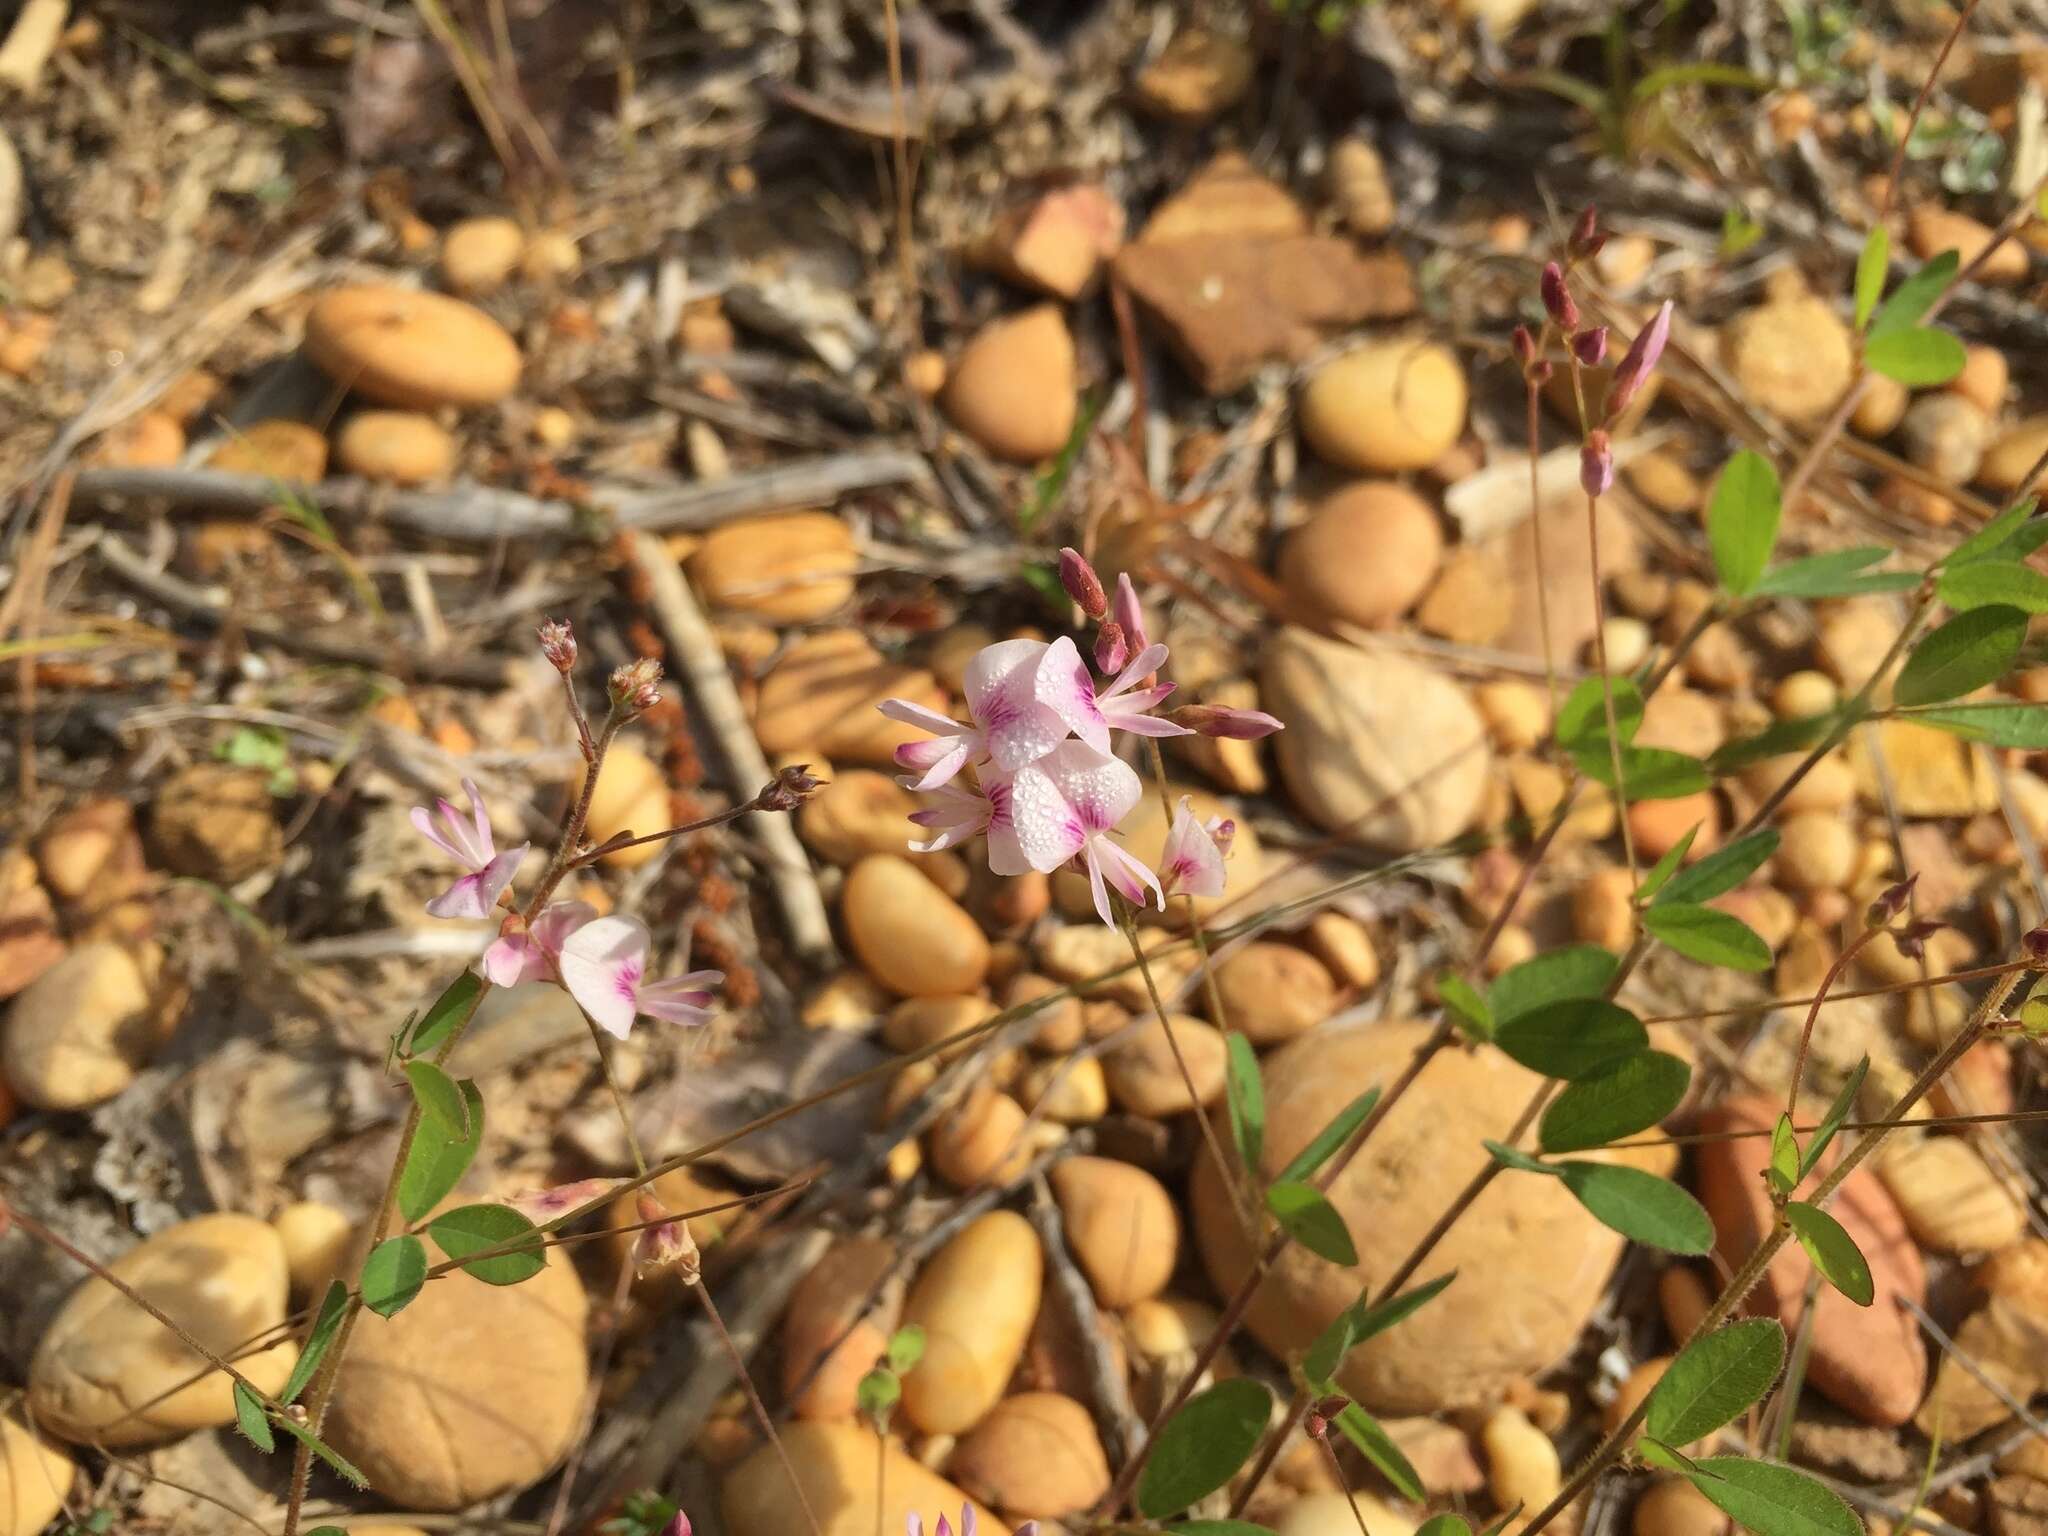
[1032,635,1109,754]
[482,932,549,986]
[996,758,1089,874]
[530,900,599,955]
[877,698,968,736]
[424,870,493,920]
[470,843,530,913]
[1033,740,1143,835]
[1094,833,1164,913]
[969,639,1076,770]
[460,778,495,863]
[410,804,469,866]
[639,969,724,1026]
[559,914,651,1039]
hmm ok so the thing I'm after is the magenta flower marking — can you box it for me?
[1160,796,1232,899]
[412,778,529,920]
[504,1177,622,1225]
[558,914,723,1039]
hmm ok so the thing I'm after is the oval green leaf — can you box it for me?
[1646,1318,1787,1445]
[1275,1086,1381,1185]
[1558,1162,1714,1254]
[1266,1180,1358,1265]
[1936,559,2048,615]
[233,1380,275,1452]
[360,1234,427,1318]
[1490,946,1618,1022]
[1539,1050,1692,1153]
[1496,999,1648,1081]
[1785,1201,1874,1305]
[396,1076,485,1224]
[1687,1457,1864,1536]
[1633,827,1699,904]
[1658,829,1781,906]
[1556,675,1645,751]
[403,1059,471,1138]
[1767,1114,1800,1197]
[1905,703,2048,749]
[1573,744,1713,800]
[427,1202,546,1286]
[1854,226,1888,330]
[1417,1518,1475,1536]
[1798,1058,1868,1180]
[1708,450,1782,597]
[406,968,484,1057]
[1869,249,1958,337]
[1331,1402,1424,1502]
[1750,547,1916,600]
[1864,327,1967,385]
[1135,1377,1273,1517]
[281,1280,348,1404]
[1895,606,2029,707]
[1642,903,1772,972]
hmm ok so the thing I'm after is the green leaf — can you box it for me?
[427,1202,547,1285]
[1136,1378,1273,1517]
[1647,1318,1788,1445]
[1491,946,1617,1022]
[274,1416,369,1489]
[1708,450,1782,597]
[1265,1181,1357,1264]
[1330,1402,1424,1502]
[1539,1051,1691,1152]
[396,1076,485,1223]
[403,1059,472,1138]
[1768,1115,1801,1197]
[1786,1202,1874,1305]
[1496,999,1648,1080]
[1687,1458,1863,1536]
[1642,903,1772,971]
[1937,559,2048,614]
[887,1323,926,1373]
[1558,1163,1714,1253]
[1224,1033,1264,1175]
[857,1368,901,1421]
[1634,827,1699,904]
[1439,973,1495,1041]
[1799,1058,1868,1180]
[1303,1273,1457,1384]
[1275,1087,1382,1185]
[1640,1437,1711,1475]
[1486,1140,1558,1177]
[1895,606,2029,706]
[1658,829,1782,906]
[1416,1518,1475,1536]
[281,1280,348,1404]
[1905,703,2048,749]
[360,1235,428,1318]
[1572,744,1712,800]
[1869,249,1959,337]
[406,969,484,1057]
[1854,226,1889,330]
[1945,497,2042,566]
[1709,713,1845,773]
[306,1528,351,1536]
[232,1380,275,1453]
[1865,327,1967,385]
[1750,548,1918,600]
[1557,675,1646,751]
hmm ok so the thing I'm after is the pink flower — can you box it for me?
[412,779,529,920]
[659,1514,693,1536]
[879,638,1091,790]
[1606,299,1672,421]
[906,781,1000,854]
[482,899,596,986]
[505,1177,621,1225]
[1082,643,1191,742]
[1160,796,1233,899]
[989,741,1162,927]
[631,1192,701,1280]
[910,1509,1029,1536]
[1166,703,1284,739]
[557,914,723,1040]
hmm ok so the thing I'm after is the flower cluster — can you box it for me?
[878,557,1277,928]
[910,1506,1035,1536]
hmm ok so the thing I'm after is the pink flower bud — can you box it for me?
[1605,300,1672,422]
[1866,873,1918,929]
[1580,430,1615,499]
[1572,326,1609,367]
[660,1514,693,1536]
[1113,573,1150,655]
[632,1193,702,1282]
[608,657,664,716]
[1529,359,1554,387]
[2026,925,2048,969]
[1094,620,1128,675]
[1569,204,1603,258]
[759,763,824,813]
[1511,324,1538,366]
[537,618,576,672]
[1540,261,1579,329]
[1058,547,1107,619]
[1166,703,1285,739]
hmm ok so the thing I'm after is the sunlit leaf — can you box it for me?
[1868,249,1958,337]
[1497,999,1648,1080]
[1749,548,1917,600]
[1895,606,2029,706]
[1559,1163,1714,1253]
[232,1381,275,1453]
[1798,1058,1868,1180]
[1642,903,1771,971]
[275,1416,369,1488]
[1265,1181,1358,1265]
[1304,1274,1458,1384]
[1225,1033,1265,1175]
[1634,828,1699,904]
[1331,1403,1424,1501]
[1786,1202,1874,1305]
[1557,675,1646,751]
[1905,703,2048,749]
[1439,973,1495,1041]
[406,969,484,1057]
[1708,450,1782,597]
[1490,946,1617,1023]
[1768,1114,1800,1197]
[281,1280,348,1404]
[1945,497,2042,567]
[1687,1457,1863,1536]
[360,1235,427,1318]
[1647,1319,1788,1445]
[1854,227,1888,330]
[1658,829,1781,906]
[397,1077,486,1224]
[1572,744,1712,800]
[1936,559,2048,614]
[1275,1087,1382,1184]
[427,1203,547,1286]
[1136,1378,1273,1517]
[1864,327,1967,385]
[403,1059,471,1138]
[1539,1051,1691,1152]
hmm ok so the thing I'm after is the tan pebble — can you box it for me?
[1626,452,1703,516]
[1488,213,1532,253]
[1210,941,1337,1044]
[1483,1404,1561,1513]
[1275,1492,1420,1536]
[690,512,858,623]
[521,230,580,282]
[679,303,736,354]
[4,943,155,1112]
[930,1092,1033,1189]
[1658,1266,1713,1345]
[1776,812,1857,891]
[158,368,222,424]
[1909,206,2028,285]
[1683,621,1752,693]
[1048,1155,1179,1308]
[1634,1475,1731,1536]
[1299,338,1467,473]
[1305,911,1380,989]
[1280,481,1444,625]
[904,350,947,397]
[900,1211,1043,1434]
[1768,89,1818,143]
[91,411,185,469]
[1122,1294,1220,1360]
[1724,297,1854,423]
[530,405,577,449]
[0,313,55,377]
[1774,670,1839,720]
[271,1200,352,1298]
[210,419,328,481]
[1574,868,1636,951]
[753,629,947,767]
[845,855,990,997]
[1979,415,2048,493]
[798,770,918,865]
[1485,924,1536,976]
[582,744,669,868]
[802,970,888,1032]
[1596,617,1652,673]
[1474,680,1550,752]
[1613,570,1674,620]
[1948,344,2009,415]
[1902,394,1989,485]
[0,1415,74,1536]
[439,216,525,295]
[304,286,521,409]
[884,995,999,1061]
[1020,1054,1108,1124]
[949,1391,1110,1517]
[1878,1134,2026,1254]
[1627,792,1719,864]
[1103,1014,1227,1116]
[724,1424,1002,1536]
[919,850,972,902]
[1133,28,1254,120]
[1636,687,1725,760]
[335,411,455,485]
[1328,136,1395,236]
[1000,971,1082,1054]
[941,307,1077,463]
[782,1237,903,1419]
[1852,373,1910,438]
[1597,234,1656,292]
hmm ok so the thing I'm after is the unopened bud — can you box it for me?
[537,619,577,672]
[1605,300,1673,422]
[1866,874,1918,929]
[1569,205,1605,258]
[659,1514,694,1536]
[1094,621,1128,676]
[1580,430,1615,499]
[608,657,664,716]
[1058,547,1108,619]
[1894,918,1944,962]
[1166,703,1285,739]
[1572,326,1609,367]
[1305,1410,1329,1442]
[759,762,824,813]
[1529,359,1554,387]
[1113,573,1150,655]
[2022,925,2048,969]
[1511,324,1538,366]
[1540,261,1579,329]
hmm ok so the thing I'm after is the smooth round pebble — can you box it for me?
[209,419,328,481]
[1299,338,1467,472]
[1724,297,1853,423]
[948,1391,1110,1517]
[304,286,521,409]
[845,855,990,997]
[0,1415,73,1536]
[723,1423,1005,1536]
[1104,1013,1227,1117]
[272,1199,352,1297]
[1209,941,1336,1044]
[440,216,525,294]
[782,1236,902,1420]
[798,770,918,865]
[1048,1155,1180,1308]
[335,411,456,485]
[1279,482,1444,626]
[1634,1476,1731,1536]
[691,513,857,623]
[941,306,1077,463]
[1775,812,1856,891]
[3,942,154,1111]
[582,742,669,869]
[900,1211,1043,1434]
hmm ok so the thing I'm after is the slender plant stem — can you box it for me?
[1784,927,1881,1120]
[1879,0,1981,218]
[1527,379,1560,717]
[697,1278,826,1536]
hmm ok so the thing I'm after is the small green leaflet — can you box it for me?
[1330,1401,1425,1502]
[1687,1457,1863,1536]
[1275,1086,1382,1184]
[406,969,484,1057]
[1894,606,2029,706]
[1265,1181,1358,1265]
[1768,1115,1800,1198]
[360,1235,428,1318]
[275,1416,369,1489]
[1572,745,1712,801]
[1707,450,1782,597]
[857,1368,901,1421]
[1303,1272,1458,1384]
[1749,548,1917,600]
[281,1280,348,1404]
[1634,826,1700,904]
[1135,1377,1272,1517]
[1486,1140,1556,1176]
[1439,973,1495,1041]
[1786,1202,1874,1305]
[1556,675,1645,751]
[306,1528,350,1536]
[1945,497,2042,566]
[1798,1058,1868,1180]
[887,1323,926,1373]
[232,1381,275,1452]
[1539,1051,1691,1153]
[1496,998,1647,1080]
[1868,249,1958,338]
[397,1076,486,1223]
[1658,829,1781,906]
[1647,1318,1787,1445]
[1936,559,2048,614]
[1853,226,1888,330]
[1640,1437,1711,1475]
[1416,1519,1475,1536]
[1224,1033,1264,1174]
[1864,328,1967,385]
[1642,903,1771,972]
[1903,703,2048,749]
[428,1202,547,1285]
[1490,946,1617,1023]
[403,1059,472,1138]
[1709,712,1843,773]
[1559,1163,1714,1254]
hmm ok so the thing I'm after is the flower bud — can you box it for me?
[632,1193,702,1282]
[1210,817,1237,860]
[1094,620,1129,676]
[1894,918,1944,962]
[608,657,664,716]
[1580,430,1615,499]
[1058,547,1108,619]
[1305,1410,1329,1442]
[1569,204,1604,259]
[1314,1392,1351,1421]
[759,762,824,813]
[2022,924,2048,969]
[1511,324,1538,366]
[1540,261,1579,329]
[1866,873,1918,929]
[1605,300,1672,422]
[1113,573,1150,655]
[1572,326,1609,367]
[1166,703,1285,739]
[537,618,577,672]
[660,1514,694,1536]
[1529,359,1554,387]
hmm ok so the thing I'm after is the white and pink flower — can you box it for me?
[481,899,597,987]
[1160,796,1234,900]
[992,741,1163,927]
[412,779,529,920]
[881,637,1096,789]
[557,914,724,1040]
